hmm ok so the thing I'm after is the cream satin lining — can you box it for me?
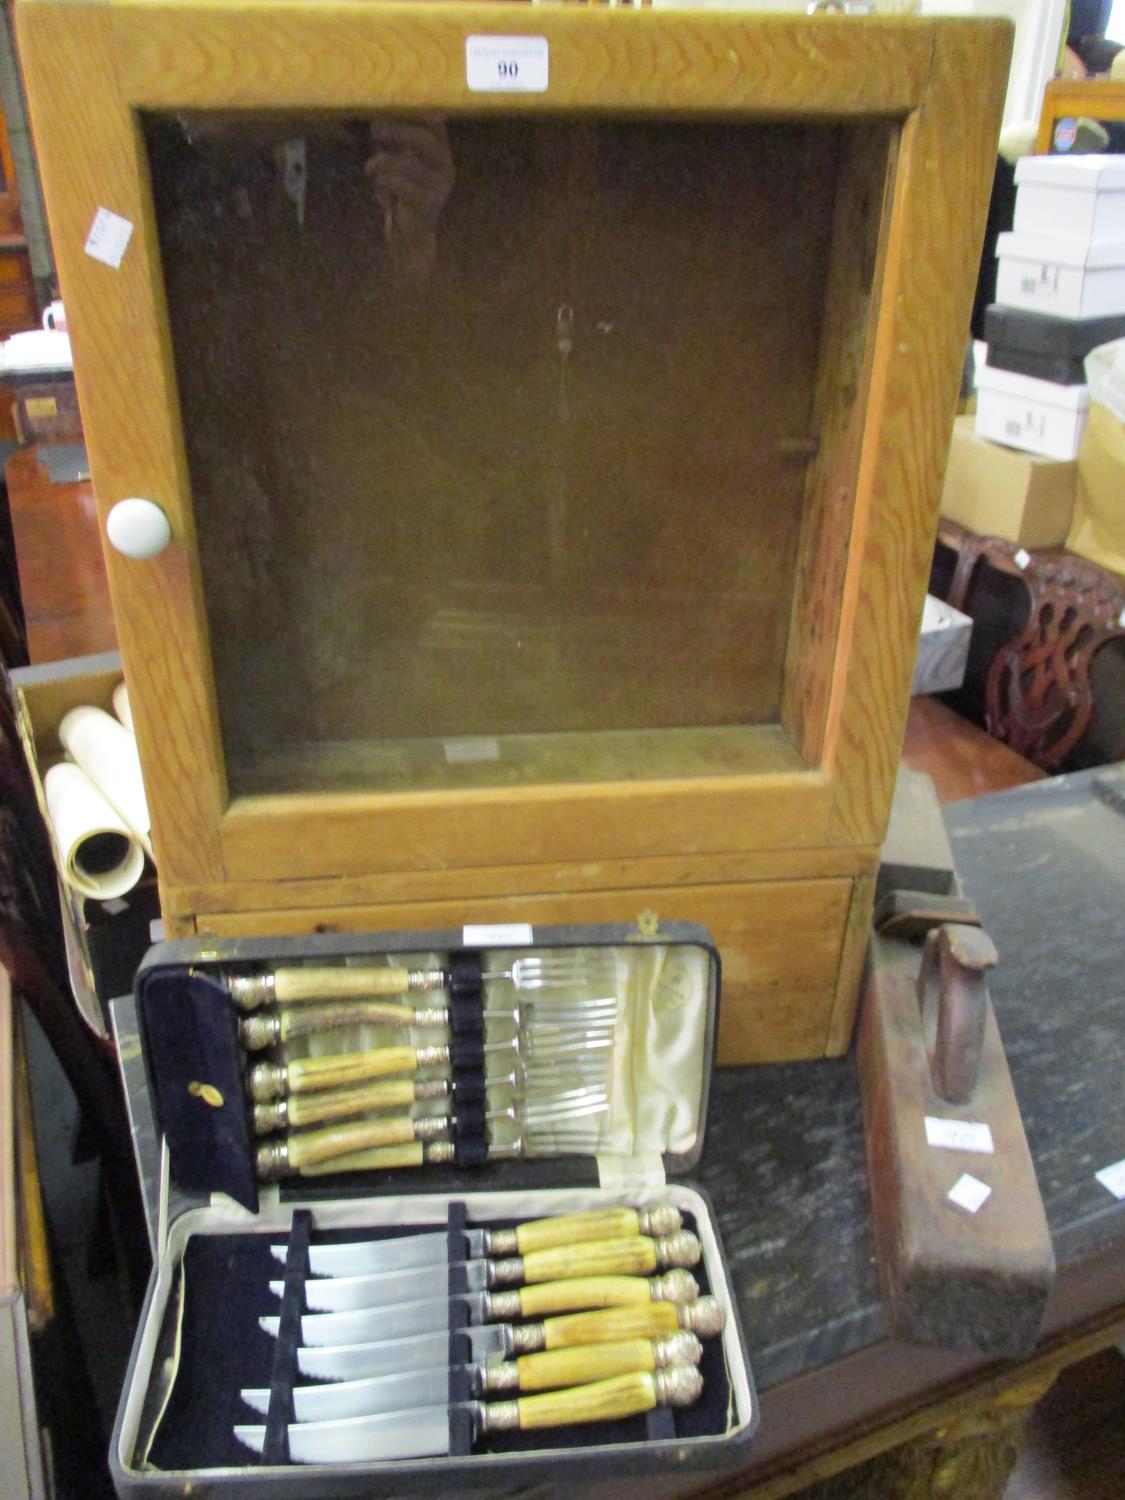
[283,944,710,1158]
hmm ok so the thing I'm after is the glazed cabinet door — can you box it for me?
[16,3,1010,898]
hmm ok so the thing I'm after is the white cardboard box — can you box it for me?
[995,231,1125,319]
[1013,154,1125,247]
[912,594,972,696]
[975,365,1091,461]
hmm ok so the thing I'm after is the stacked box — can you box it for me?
[978,156,1125,467]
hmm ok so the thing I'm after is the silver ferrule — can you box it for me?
[255,1140,289,1181]
[476,1359,520,1395]
[655,1332,702,1368]
[639,1205,683,1238]
[478,1399,520,1434]
[414,1078,451,1102]
[654,1363,703,1409]
[246,1061,287,1102]
[483,1227,518,1256]
[424,1141,456,1165]
[413,1007,450,1029]
[483,1289,522,1321]
[227,973,276,1012]
[414,1045,451,1069]
[409,969,446,993]
[651,1269,699,1305]
[414,1115,450,1141]
[488,1255,524,1287]
[239,1013,281,1052]
[681,1296,725,1337]
[656,1231,701,1270]
[252,1099,288,1134]
[507,1322,546,1355]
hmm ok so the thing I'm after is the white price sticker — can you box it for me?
[85,207,134,269]
[925,1116,995,1154]
[463,923,533,948]
[444,736,500,764]
[466,35,548,93]
[947,1173,992,1215]
[1095,1157,1125,1200]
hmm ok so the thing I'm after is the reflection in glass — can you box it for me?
[146,114,839,793]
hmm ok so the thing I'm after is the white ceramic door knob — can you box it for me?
[106,498,172,559]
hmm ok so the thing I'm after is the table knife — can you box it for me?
[241,1330,702,1421]
[292,1296,725,1383]
[274,1205,682,1277]
[261,1270,700,1347]
[270,1232,700,1311]
[234,1365,703,1463]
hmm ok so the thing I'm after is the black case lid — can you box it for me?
[131,920,721,1218]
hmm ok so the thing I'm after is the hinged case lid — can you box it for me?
[127,919,721,1230]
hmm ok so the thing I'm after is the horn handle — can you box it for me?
[286,1045,444,1094]
[527,1301,679,1354]
[274,966,416,1002]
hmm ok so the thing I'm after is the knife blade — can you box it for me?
[261,1270,701,1347]
[234,1365,703,1463]
[242,1331,702,1421]
[270,1232,701,1311]
[272,1205,683,1277]
[292,1296,724,1382]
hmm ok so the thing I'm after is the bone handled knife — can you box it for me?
[294,1297,726,1383]
[234,1365,704,1463]
[271,1205,683,1276]
[241,1330,703,1422]
[261,1271,701,1347]
[269,1233,702,1311]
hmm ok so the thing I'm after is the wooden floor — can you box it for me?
[1003,1347,1125,1500]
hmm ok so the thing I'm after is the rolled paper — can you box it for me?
[59,705,152,858]
[44,760,145,900]
[112,680,134,735]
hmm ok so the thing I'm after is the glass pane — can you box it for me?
[146,113,840,795]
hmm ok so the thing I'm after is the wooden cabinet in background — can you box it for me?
[16,4,1012,1060]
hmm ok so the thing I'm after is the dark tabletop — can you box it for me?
[699,763,1125,1391]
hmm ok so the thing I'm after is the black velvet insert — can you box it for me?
[447,951,484,996]
[262,1210,312,1465]
[140,1207,733,1473]
[446,1202,473,1459]
[136,966,258,1213]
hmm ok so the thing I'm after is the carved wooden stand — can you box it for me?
[938,519,1125,769]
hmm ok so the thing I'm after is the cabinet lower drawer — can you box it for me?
[193,878,859,1063]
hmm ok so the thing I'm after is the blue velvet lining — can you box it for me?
[141,1207,729,1472]
[137,966,258,1212]
[262,1209,312,1464]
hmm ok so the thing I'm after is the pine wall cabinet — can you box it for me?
[16,2,1011,1060]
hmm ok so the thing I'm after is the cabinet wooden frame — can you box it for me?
[17,3,1010,1056]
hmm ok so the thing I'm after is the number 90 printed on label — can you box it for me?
[466,35,549,94]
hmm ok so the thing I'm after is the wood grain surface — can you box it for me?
[16,0,231,888]
[822,19,1012,848]
[110,6,935,115]
[191,875,854,1063]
